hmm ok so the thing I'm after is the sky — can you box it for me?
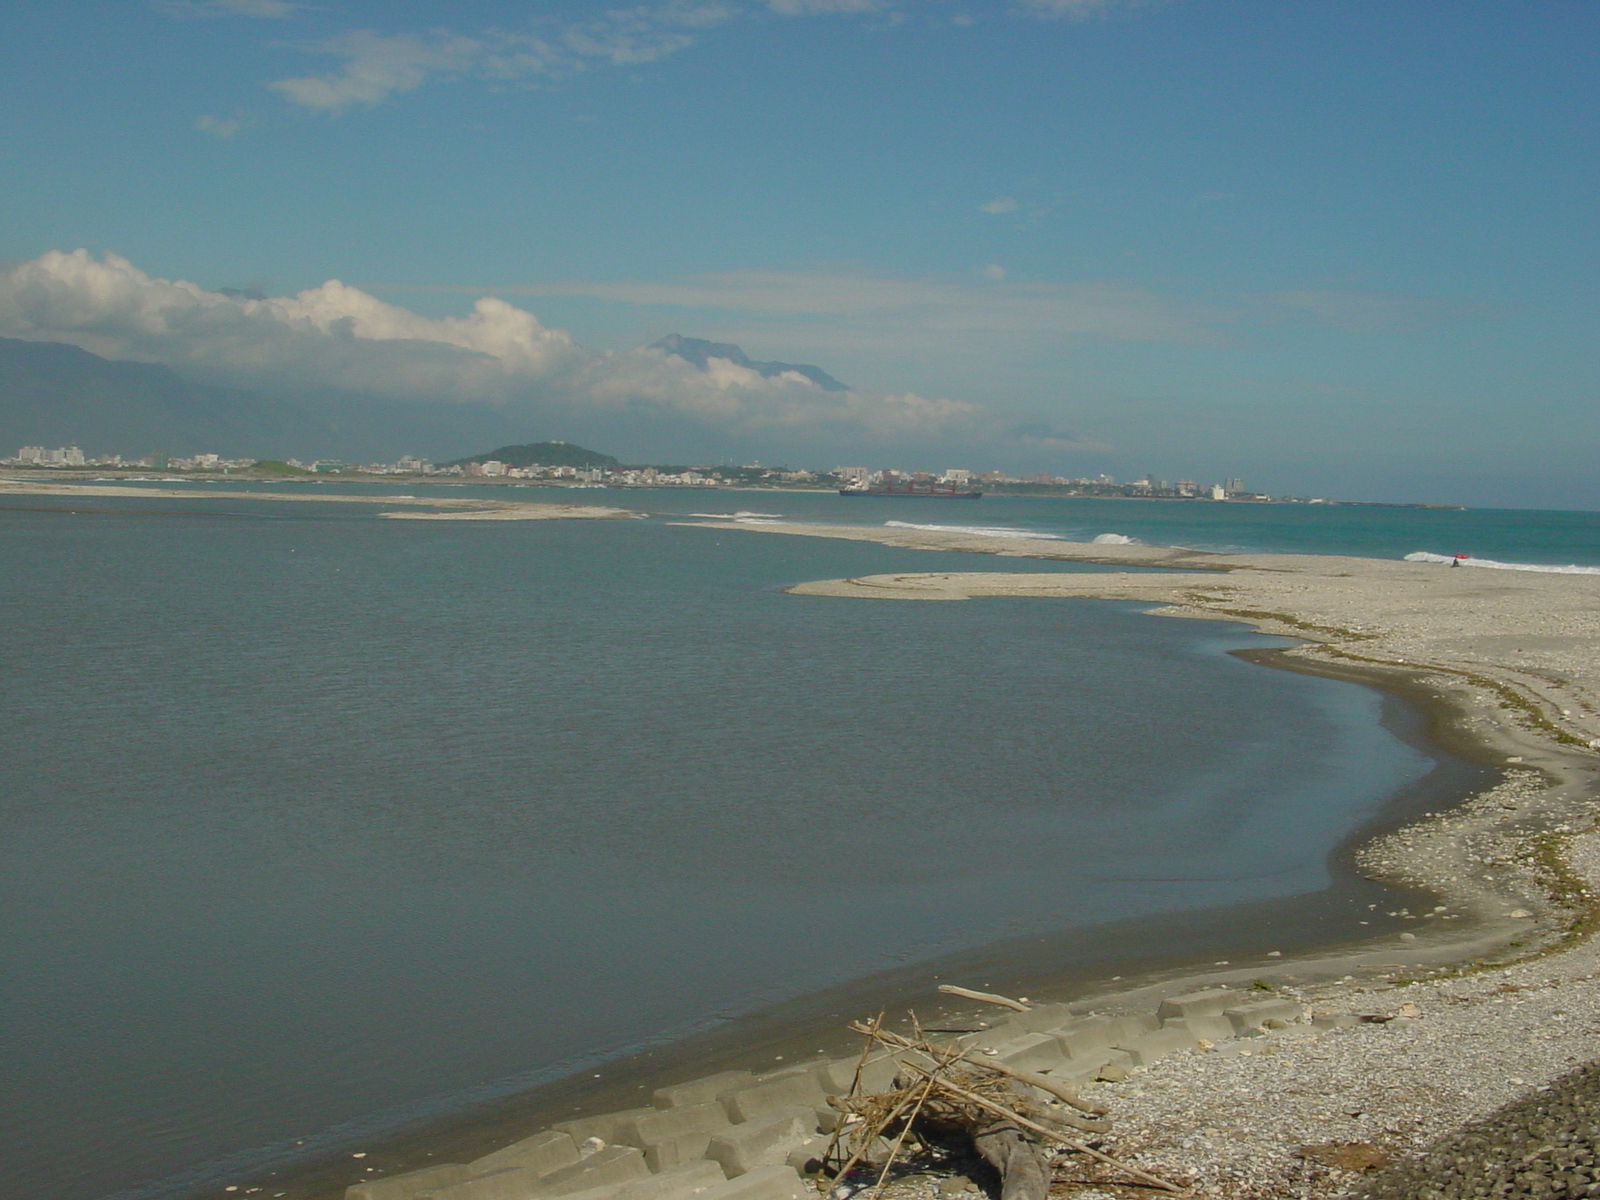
[1,0,1597,507]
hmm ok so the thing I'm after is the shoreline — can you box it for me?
[0,478,633,520]
[752,523,1600,1195]
[41,499,1597,1198]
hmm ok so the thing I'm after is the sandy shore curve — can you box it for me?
[718,519,1600,1197]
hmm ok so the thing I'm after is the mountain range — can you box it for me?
[0,333,848,462]
[651,334,848,392]
[0,337,339,460]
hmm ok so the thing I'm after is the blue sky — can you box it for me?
[1,0,1596,506]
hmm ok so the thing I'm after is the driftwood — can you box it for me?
[973,1119,1049,1200]
[936,985,1033,1012]
[858,1024,1108,1118]
[818,1014,1186,1200]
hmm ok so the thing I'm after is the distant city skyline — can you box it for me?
[1,2,1597,510]
[3,442,1281,503]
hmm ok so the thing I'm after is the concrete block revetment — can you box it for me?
[1009,1004,1078,1035]
[420,1167,546,1200]
[1053,1016,1117,1059]
[693,1166,810,1200]
[719,1075,825,1123]
[1223,999,1304,1032]
[1163,1014,1236,1043]
[616,1103,731,1149]
[469,1131,581,1179]
[1052,1049,1133,1088]
[1113,1026,1199,1066]
[653,1072,756,1109]
[533,1146,651,1197]
[1155,990,1242,1022]
[991,1032,1070,1074]
[552,1111,657,1149]
[347,1163,470,1200]
[705,1109,812,1177]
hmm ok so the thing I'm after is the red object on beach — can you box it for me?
[1455,553,1469,560]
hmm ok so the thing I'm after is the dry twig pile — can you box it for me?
[816,1007,1185,1200]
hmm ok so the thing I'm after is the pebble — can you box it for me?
[821,828,1600,1200]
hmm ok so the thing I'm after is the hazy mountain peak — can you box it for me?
[652,334,848,393]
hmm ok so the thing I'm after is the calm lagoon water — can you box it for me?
[6,488,1584,1200]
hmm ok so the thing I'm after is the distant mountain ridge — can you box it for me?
[652,334,848,393]
[0,337,338,459]
[0,335,848,467]
[0,337,552,463]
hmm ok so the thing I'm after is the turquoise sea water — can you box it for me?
[123,477,1600,565]
[4,487,1593,1200]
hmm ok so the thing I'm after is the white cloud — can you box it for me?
[255,1,1152,113]
[765,0,886,13]
[153,0,305,17]
[270,31,484,111]
[513,267,1232,345]
[979,197,1018,214]
[1016,0,1112,17]
[0,250,985,445]
[268,7,740,112]
[194,114,243,138]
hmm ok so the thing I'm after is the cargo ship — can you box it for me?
[839,480,982,498]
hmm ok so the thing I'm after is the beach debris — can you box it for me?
[814,1013,1185,1200]
[935,986,1032,1012]
[1295,1141,1393,1172]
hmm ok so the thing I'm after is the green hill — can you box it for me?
[449,441,620,470]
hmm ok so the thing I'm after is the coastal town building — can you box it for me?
[2,444,1300,503]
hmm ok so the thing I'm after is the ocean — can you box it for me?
[4,485,1594,1200]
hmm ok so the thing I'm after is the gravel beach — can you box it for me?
[751,521,1600,1198]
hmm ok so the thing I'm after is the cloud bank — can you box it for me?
[0,250,1002,451]
[268,6,745,112]
[514,267,1233,346]
[257,1,1166,113]
[153,0,306,18]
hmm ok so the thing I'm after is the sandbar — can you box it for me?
[0,478,633,520]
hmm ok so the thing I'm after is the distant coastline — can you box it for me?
[0,467,1466,510]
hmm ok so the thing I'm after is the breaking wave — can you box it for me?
[690,511,784,520]
[884,521,1062,540]
[1404,551,1600,575]
[1092,533,1140,545]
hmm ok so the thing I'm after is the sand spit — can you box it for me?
[741,522,1600,1198]
[376,506,632,520]
[0,478,633,520]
